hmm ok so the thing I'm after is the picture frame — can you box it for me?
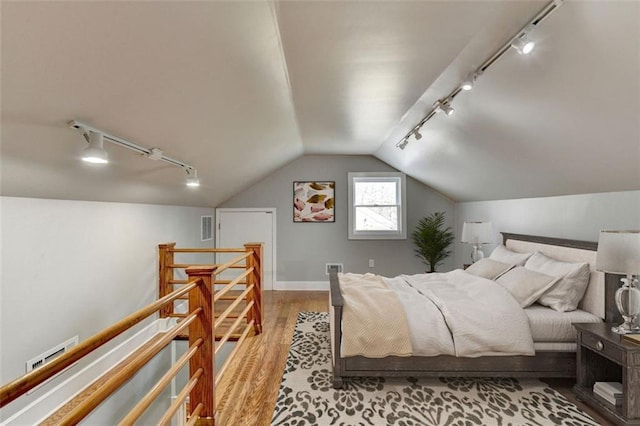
[293,181,335,222]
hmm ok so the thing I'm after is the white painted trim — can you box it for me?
[347,172,407,240]
[274,281,329,291]
[1,319,174,426]
[215,208,277,291]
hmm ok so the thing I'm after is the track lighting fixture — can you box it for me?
[413,129,423,140]
[461,71,479,91]
[82,131,109,164]
[70,120,200,187]
[396,138,409,150]
[395,0,563,150]
[434,99,454,116]
[511,35,535,55]
[185,168,200,187]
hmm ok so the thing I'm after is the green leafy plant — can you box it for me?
[411,211,455,272]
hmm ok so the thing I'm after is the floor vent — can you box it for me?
[26,336,78,373]
[325,263,343,275]
[201,215,213,241]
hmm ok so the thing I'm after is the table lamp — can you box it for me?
[461,221,493,263]
[595,230,640,334]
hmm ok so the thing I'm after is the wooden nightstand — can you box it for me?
[573,323,640,425]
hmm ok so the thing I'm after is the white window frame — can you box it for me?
[348,172,407,240]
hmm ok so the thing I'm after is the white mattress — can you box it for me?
[533,342,576,351]
[525,304,601,342]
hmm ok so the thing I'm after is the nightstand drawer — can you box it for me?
[582,331,623,363]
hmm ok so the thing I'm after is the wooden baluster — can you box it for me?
[186,265,217,425]
[159,243,176,318]
[244,243,263,334]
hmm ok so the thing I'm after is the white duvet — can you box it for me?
[341,270,535,358]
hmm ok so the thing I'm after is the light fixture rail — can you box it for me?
[69,120,200,187]
[396,0,564,150]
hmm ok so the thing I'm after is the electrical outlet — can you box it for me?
[369,259,375,268]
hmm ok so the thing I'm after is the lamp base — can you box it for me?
[471,245,485,263]
[611,276,640,335]
[611,323,640,334]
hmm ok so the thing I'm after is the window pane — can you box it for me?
[354,181,397,205]
[355,207,398,231]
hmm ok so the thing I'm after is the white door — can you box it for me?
[215,208,275,291]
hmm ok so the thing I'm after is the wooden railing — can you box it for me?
[0,242,263,425]
[158,242,263,337]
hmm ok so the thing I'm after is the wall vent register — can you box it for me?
[201,215,213,241]
[326,263,344,275]
[26,336,78,373]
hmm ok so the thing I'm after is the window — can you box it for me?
[348,172,406,240]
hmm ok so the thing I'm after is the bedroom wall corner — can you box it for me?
[454,190,640,268]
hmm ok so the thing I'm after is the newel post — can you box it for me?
[244,243,263,334]
[186,265,216,425]
[158,243,176,318]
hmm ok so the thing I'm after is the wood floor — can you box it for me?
[215,290,612,426]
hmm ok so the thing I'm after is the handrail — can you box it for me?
[216,320,254,387]
[186,403,204,426]
[158,368,203,426]
[215,251,252,275]
[213,267,253,302]
[215,285,254,330]
[156,241,263,422]
[170,247,245,253]
[56,310,201,425]
[167,263,245,269]
[3,240,264,425]
[118,338,204,426]
[0,281,198,408]
[215,301,254,354]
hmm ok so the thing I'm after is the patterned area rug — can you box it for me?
[271,312,599,426]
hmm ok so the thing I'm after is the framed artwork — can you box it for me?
[293,181,335,222]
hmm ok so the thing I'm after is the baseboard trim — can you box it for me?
[274,281,329,291]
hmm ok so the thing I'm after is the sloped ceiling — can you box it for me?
[1,1,638,207]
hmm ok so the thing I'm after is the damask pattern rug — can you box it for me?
[271,312,599,426]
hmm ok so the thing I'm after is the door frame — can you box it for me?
[215,207,276,291]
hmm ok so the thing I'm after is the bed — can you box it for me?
[329,232,621,388]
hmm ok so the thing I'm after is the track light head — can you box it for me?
[461,71,479,91]
[396,139,409,150]
[413,129,422,140]
[434,99,454,116]
[511,35,535,55]
[185,168,200,187]
[82,131,109,164]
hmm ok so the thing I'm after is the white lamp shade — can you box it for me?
[596,230,640,275]
[461,222,493,244]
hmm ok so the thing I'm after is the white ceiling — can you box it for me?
[1,1,638,207]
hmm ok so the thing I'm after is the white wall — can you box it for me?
[220,155,456,283]
[0,197,213,421]
[454,190,640,267]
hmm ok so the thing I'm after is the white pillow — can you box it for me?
[465,258,514,280]
[524,252,591,312]
[489,245,532,266]
[496,266,560,308]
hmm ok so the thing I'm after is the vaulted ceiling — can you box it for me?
[1,1,638,207]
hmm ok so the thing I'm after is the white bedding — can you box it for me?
[525,304,601,342]
[345,270,535,358]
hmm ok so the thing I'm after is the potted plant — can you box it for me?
[411,211,454,273]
